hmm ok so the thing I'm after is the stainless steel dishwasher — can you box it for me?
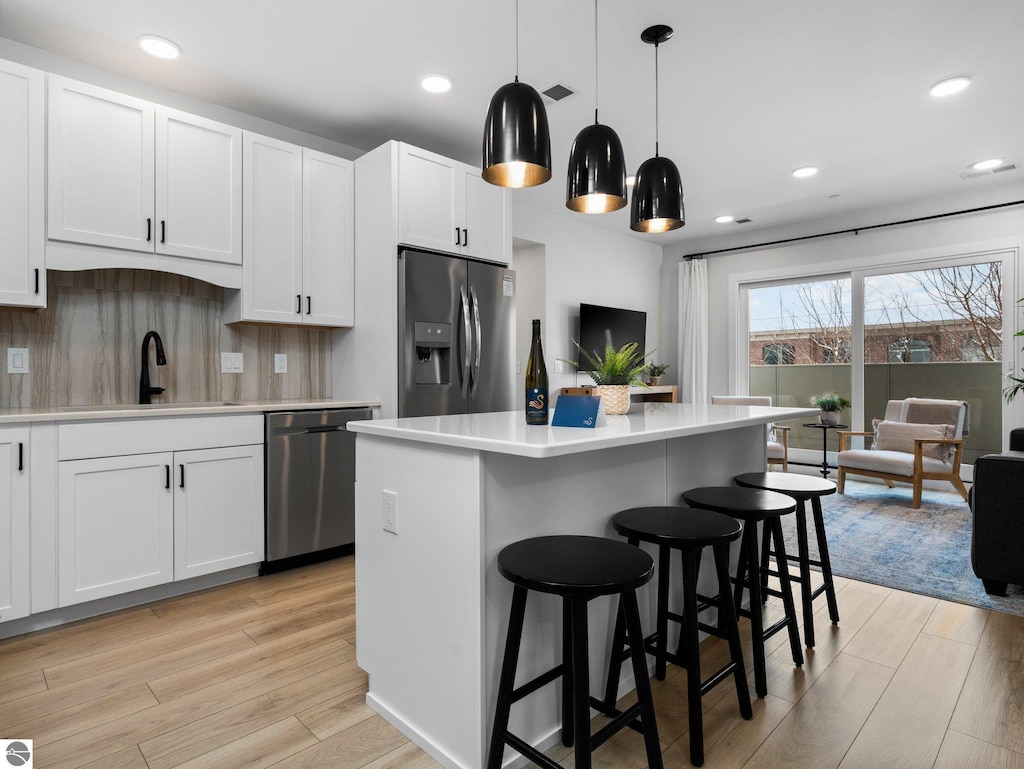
[263,407,373,573]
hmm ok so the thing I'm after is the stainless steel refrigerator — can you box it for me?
[398,248,516,417]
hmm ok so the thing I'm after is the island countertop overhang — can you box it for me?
[348,403,819,458]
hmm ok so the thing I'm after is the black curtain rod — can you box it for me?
[683,199,1024,259]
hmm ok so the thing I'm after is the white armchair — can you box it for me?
[711,395,790,471]
[837,397,969,508]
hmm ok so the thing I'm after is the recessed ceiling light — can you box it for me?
[792,166,819,178]
[929,76,971,97]
[971,157,1003,171]
[421,74,452,93]
[138,35,180,59]
[715,215,734,224]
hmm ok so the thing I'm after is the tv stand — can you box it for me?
[631,385,678,403]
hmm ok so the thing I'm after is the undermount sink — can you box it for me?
[58,402,243,412]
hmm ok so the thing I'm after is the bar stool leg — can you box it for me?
[562,598,574,747]
[602,599,626,710]
[681,549,705,766]
[759,521,771,604]
[812,496,841,624]
[794,499,816,647]
[655,544,671,681]
[714,543,752,720]
[487,585,528,769]
[734,525,751,616]
[570,598,592,769]
[743,526,768,698]
[768,518,805,667]
[622,590,664,769]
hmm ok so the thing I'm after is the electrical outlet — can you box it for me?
[220,352,243,374]
[516,360,521,375]
[7,348,29,374]
[382,489,398,534]
[554,359,565,374]
[274,354,288,373]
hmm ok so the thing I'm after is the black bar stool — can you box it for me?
[681,487,803,698]
[735,472,840,648]
[604,506,752,767]
[488,535,663,769]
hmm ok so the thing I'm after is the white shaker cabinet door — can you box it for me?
[242,132,304,322]
[303,148,354,327]
[57,453,174,607]
[173,445,264,580]
[156,108,242,264]
[398,144,462,254]
[462,168,511,264]
[47,76,156,253]
[0,428,30,623]
[0,59,44,309]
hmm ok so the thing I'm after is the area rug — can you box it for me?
[778,479,1024,617]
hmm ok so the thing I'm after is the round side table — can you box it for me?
[802,423,848,478]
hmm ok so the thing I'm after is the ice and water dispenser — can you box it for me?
[414,321,452,385]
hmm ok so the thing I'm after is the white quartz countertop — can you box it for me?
[349,403,818,458]
[0,398,379,424]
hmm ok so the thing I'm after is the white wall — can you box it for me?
[0,36,362,159]
[512,244,546,379]
[659,189,1024,426]
[512,203,664,394]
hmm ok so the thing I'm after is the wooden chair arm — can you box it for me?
[837,430,873,451]
[913,437,965,472]
[770,424,789,451]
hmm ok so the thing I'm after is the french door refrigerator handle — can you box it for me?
[459,285,472,397]
[469,285,481,396]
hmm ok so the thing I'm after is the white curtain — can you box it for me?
[678,258,709,404]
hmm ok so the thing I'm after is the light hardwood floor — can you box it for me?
[2,556,1022,769]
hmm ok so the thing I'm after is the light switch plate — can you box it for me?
[274,354,288,373]
[7,348,29,374]
[553,359,565,374]
[382,490,398,534]
[220,352,243,374]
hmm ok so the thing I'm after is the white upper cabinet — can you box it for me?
[0,427,30,623]
[228,133,353,327]
[48,76,241,265]
[397,143,510,264]
[0,59,45,309]
[156,108,242,264]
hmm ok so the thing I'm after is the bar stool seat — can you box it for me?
[735,472,840,648]
[681,487,803,699]
[606,506,752,766]
[488,535,663,769]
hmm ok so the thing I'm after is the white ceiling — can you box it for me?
[3,0,1023,246]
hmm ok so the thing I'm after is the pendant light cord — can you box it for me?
[594,0,599,124]
[654,39,660,157]
[514,0,520,83]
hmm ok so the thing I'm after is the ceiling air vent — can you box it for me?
[960,163,1016,180]
[541,82,575,103]
[734,217,754,224]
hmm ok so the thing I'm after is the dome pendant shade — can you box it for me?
[630,155,685,233]
[481,81,552,188]
[565,123,628,213]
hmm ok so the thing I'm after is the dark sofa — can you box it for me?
[970,428,1024,596]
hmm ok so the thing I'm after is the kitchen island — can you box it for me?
[349,402,816,769]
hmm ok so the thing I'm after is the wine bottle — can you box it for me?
[525,319,549,425]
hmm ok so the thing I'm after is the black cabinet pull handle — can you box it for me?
[179,464,185,489]
[455,227,461,246]
[18,443,23,472]
[160,220,166,244]
[147,218,152,242]
[34,269,39,295]
[306,296,311,315]
[165,465,170,489]
[296,294,302,314]
[463,228,468,248]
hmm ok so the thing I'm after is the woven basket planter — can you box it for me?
[597,385,631,416]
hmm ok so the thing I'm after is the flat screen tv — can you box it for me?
[577,303,647,369]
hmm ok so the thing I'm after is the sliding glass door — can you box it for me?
[745,254,1007,467]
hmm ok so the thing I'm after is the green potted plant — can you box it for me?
[647,362,670,386]
[809,392,851,426]
[566,340,651,415]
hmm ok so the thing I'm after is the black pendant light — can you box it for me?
[565,0,627,213]
[630,25,685,233]
[482,0,552,188]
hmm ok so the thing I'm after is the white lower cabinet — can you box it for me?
[0,427,31,622]
[58,452,175,606]
[174,445,263,580]
[55,416,265,608]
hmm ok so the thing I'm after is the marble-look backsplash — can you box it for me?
[0,270,332,410]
